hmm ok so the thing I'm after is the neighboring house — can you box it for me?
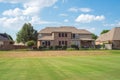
[37,26,94,48]
[0,33,14,50]
[96,27,120,49]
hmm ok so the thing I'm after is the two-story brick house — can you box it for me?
[37,26,94,48]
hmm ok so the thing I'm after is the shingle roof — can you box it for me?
[0,35,8,41]
[39,26,92,34]
[0,33,12,41]
[96,27,120,41]
[38,36,54,40]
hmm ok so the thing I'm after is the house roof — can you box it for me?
[0,33,12,41]
[39,26,92,34]
[96,27,120,41]
[0,35,8,41]
[38,36,54,40]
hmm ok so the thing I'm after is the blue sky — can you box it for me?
[0,0,120,40]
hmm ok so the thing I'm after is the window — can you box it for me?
[42,41,45,45]
[42,41,51,46]
[48,41,50,46]
[59,33,61,37]
[62,33,64,37]
[59,41,61,46]
[45,41,47,46]
[65,41,67,46]
[72,34,75,39]
[62,41,64,45]
[65,33,67,37]
[59,33,67,37]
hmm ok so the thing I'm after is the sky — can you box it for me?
[0,0,120,40]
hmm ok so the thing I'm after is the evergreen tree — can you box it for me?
[16,23,37,44]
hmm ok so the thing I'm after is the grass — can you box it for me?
[0,50,120,80]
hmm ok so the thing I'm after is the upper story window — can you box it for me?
[58,33,67,37]
[62,33,64,37]
[65,33,67,37]
[38,34,42,38]
[72,34,75,39]
[59,33,61,37]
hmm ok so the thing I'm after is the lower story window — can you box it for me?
[59,41,61,46]
[42,41,51,46]
[58,41,67,46]
[65,41,67,46]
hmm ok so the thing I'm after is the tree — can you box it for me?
[100,30,109,35]
[16,23,37,44]
[92,34,98,40]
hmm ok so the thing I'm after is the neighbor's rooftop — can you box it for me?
[96,27,120,41]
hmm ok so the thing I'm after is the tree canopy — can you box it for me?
[92,33,98,40]
[100,30,109,35]
[16,23,37,44]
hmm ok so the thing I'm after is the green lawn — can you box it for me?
[0,50,120,80]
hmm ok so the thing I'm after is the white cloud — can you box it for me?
[79,8,92,12]
[2,8,23,16]
[0,0,58,29]
[75,14,105,23]
[64,19,69,22]
[30,16,59,24]
[0,0,30,4]
[68,7,92,12]
[87,27,96,32]
[104,22,120,27]
[0,16,26,30]
[59,13,68,17]
[68,7,78,12]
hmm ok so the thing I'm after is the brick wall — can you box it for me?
[53,32,72,47]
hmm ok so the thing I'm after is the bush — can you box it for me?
[39,46,43,50]
[39,46,54,50]
[71,44,79,50]
[62,46,67,50]
[26,40,35,48]
[48,46,53,50]
[54,46,62,50]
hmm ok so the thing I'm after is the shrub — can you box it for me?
[62,46,67,50]
[48,46,53,50]
[54,46,62,50]
[71,44,79,50]
[26,40,35,48]
[39,46,43,50]
[39,46,54,50]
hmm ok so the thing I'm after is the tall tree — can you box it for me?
[100,30,109,35]
[92,33,98,40]
[16,23,37,44]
